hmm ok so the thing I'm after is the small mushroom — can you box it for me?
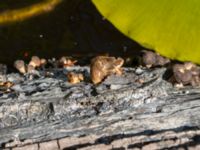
[0,81,14,93]
[14,60,26,74]
[155,54,170,66]
[173,64,192,85]
[142,51,156,68]
[142,51,170,67]
[40,58,47,66]
[90,56,124,84]
[67,72,84,84]
[59,56,77,68]
[27,64,35,73]
[39,58,47,70]
[172,62,200,86]
[29,56,41,68]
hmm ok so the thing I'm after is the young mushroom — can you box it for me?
[2,81,14,88]
[27,64,35,74]
[142,51,170,68]
[59,56,77,68]
[90,56,124,84]
[67,72,84,84]
[14,60,26,74]
[172,62,200,86]
[40,58,47,66]
[28,56,41,68]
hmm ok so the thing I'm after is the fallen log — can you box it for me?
[1,66,200,149]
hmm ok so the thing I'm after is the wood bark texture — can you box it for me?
[0,66,200,149]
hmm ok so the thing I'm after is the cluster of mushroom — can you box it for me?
[14,55,124,84]
[13,52,200,87]
[142,51,200,86]
[172,62,200,86]
[65,56,124,84]
[14,56,46,74]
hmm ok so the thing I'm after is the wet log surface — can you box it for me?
[1,66,200,149]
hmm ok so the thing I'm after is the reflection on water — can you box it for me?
[0,0,143,66]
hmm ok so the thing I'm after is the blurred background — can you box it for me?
[0,0,143,66]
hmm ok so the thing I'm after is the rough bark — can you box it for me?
[1,66,200,149]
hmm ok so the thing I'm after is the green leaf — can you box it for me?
[92,0,200,64]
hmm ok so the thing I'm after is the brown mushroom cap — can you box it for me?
[29,56,41,68]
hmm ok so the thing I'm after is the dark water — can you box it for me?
[0,0,143,67]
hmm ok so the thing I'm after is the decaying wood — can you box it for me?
[1,66,200,149]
